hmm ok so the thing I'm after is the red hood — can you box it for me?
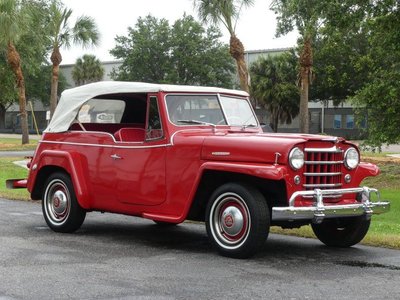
[171,129,348,164]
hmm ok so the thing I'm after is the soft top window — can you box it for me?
[77,99,125,124]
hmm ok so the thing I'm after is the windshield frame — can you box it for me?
[164,93,259,127]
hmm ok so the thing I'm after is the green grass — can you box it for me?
[0,157,31,200]
[0,138,38,151]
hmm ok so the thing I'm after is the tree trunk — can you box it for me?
[7,42,29,144]
[0,104,6,130]
[229,35,250,93]
[298,36,313,133]
[299,67,309,133]
[271,109,279,133]
[50,46,62,118]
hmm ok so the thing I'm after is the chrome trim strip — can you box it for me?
[304,172,342,176]
[212,152,230,156]
[303,183,342,188]
[40,140,171,149]
[272,186,390,221]
[304,146,343,153]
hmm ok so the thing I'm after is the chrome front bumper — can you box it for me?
[272,187,390,223]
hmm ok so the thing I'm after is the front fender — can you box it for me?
[357,162,380,178]
[349,162,380,187]
[174,161,288,222]
[28,150,91,209]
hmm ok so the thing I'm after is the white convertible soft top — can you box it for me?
[45,81,249,133]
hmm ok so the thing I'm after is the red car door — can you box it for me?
[113,95,167,206]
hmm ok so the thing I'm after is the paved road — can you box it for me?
[1,198,400,300]
[0,150,34,157]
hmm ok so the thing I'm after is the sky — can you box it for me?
[61,0,298,65]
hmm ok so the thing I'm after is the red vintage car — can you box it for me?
[8,81,390,258]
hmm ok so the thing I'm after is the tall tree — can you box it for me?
[0,0,30,143]
[47,0,99,117]
[307,0,399,146]
[72,54,104,86]
[169,14,234,86]
[194,0,254,93]
[250,52,299,132]
[110,14,235,88]
[0,58,16,130]
[110,15,172,83]
[310,0,370,104]
[271,0,321,133]
[351,1,400,147]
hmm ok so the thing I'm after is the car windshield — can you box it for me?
[166,94,258,126]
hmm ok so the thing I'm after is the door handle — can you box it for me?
[110,154,122,160]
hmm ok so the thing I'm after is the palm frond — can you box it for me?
[73,15,99,48]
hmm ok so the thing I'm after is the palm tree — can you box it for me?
[0,0,29,144]
[48,0,99,117]
[270,0,320,133]
[250,52,299,132]
[72,54,104,86]
[194,0,254,93]
[298,34,313,133]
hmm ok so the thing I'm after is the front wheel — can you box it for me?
[206,183,270,258]
[42,172,86,233]
[311,216,370,247]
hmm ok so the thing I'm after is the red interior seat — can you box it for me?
[114,128,145,142]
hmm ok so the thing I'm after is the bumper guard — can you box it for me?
[272,187,390,223]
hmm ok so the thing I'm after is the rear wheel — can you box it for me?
[206,183,269,258]
[311,216,370,247]
[42,172,86,233]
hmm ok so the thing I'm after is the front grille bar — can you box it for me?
[304,183,343,188]
[304,146,343,153]
[303,146,344,192]
[304,172,342,176]
[305,161,343,165]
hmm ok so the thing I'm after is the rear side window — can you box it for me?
[77,99,125,124]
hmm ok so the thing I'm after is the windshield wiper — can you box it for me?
[177,119,211,125]
[241,123,258,130]
[177,120,216,132]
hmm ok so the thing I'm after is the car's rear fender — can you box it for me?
[29,150,91,209]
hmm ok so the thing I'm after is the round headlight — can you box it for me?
[289,147,304,170]
[344,147,359,169]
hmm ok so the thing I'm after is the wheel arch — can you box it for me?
[31,165,68,200]
[187,169,287,222]
[29,150,91,209]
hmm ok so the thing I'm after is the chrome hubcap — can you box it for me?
[210,193,251,249]
[45,180,70,225]
[221,206,244,236]
[52,190,68,216]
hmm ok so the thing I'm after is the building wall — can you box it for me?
[61,61,121,88]
[3,102,48,133]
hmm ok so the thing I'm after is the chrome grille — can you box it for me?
[303,147,343,198]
